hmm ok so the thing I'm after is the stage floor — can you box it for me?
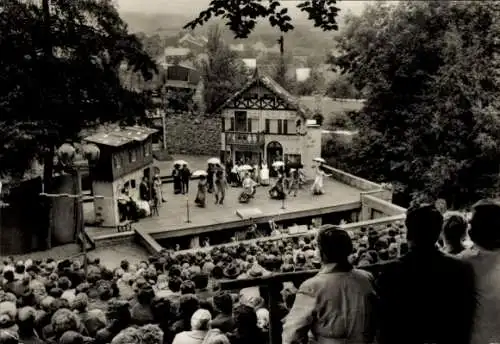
[131,177,362,239]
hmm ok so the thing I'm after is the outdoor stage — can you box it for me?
[131,177,363,240]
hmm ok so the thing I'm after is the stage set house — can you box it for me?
[217,69,322,179]
[84,126,157,227]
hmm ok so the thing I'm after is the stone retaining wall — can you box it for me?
[165,113,221,156]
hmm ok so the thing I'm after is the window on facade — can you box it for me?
[283,120,288,134]
[230,118,235,131]
[235,111,247,132]
[144,142,151,157]
[247,118,252,132]
[152,133,160,144]
[113,155,121,169]
[277,119,283,134]
[221,118,225,132]
[285,154,302,164]
[265,119,270,133]
[129,149,137,163]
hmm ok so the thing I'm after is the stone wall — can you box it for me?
[165,113,221,156]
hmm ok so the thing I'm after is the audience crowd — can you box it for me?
[0,198,494,344]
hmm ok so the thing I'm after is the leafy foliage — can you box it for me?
[333,1,500,208]
[293,68,326,96]
[185,0,339,38]
[0,0,157,179]
[326,75,362,99]
[199,25,246,114]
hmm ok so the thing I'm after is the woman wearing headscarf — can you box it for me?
[17,307,44,344]
[172,309,212,344]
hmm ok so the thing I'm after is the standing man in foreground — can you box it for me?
[376,203,476,344]
[460,199,500,344]
[282,225,376,344]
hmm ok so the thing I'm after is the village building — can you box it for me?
[84,126,157,227]
[216,69,322,179]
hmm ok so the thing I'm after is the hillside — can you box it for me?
[120,10,337,54]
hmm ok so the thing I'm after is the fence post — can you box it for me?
[267,282,283,344]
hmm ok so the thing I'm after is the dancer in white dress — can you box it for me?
[260,163,270,186]
[311,164,331,195]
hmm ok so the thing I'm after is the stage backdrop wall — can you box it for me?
[0,174,78,256]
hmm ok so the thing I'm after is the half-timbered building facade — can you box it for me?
[216,69,322,179]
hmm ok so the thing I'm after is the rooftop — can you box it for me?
[163,47,191,57]
[84,126,158,147]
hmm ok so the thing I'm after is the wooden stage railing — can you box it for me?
[219,261,395,344]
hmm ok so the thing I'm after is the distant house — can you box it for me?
[178,33,207,52]
[296,68,311,82]
[229,43,245,52]
[252,41,267,53]
[267,44,281,55]
[242,58,257,70]
[163,47,192,64]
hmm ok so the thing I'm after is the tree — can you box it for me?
[0,0,157,181]
[326,75,362,99]
[185,0,340,38]
[334,1,500,208]
[200,25,246,114]
[138,33,165,58]
[294,68,326,96]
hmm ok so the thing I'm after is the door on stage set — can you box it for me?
[267,141,283,177]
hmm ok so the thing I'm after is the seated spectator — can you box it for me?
[210,292,235,333]
[442,214,468,255]
[227,304,266,344]
[172,309,212,344]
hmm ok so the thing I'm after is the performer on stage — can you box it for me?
[288,168,300,197]
[207,164,215,194]
[172,164,182,194]
[181,163,191,195]
[269,174,286,200]
[195,175,208,208]
[311,165,331,195]
[214,169,227,205]
[153,174,165,206]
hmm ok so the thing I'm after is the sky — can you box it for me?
[114,0,371,17]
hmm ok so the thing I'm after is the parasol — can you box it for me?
[173,160,188,166]
[313,157,326,164]
[207,157,221,165]
[238,165,253,171]
[192,170,208,177]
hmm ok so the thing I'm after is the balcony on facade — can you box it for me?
[224,131,265,147]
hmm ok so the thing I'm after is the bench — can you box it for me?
[117,220,133,233]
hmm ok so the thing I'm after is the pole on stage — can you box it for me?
[186,196,191,223]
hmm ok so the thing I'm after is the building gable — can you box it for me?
[215,70,308,118]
